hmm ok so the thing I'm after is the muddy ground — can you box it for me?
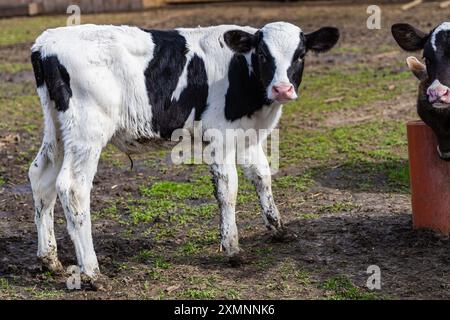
[0,2,449,299]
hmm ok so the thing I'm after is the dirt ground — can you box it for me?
[0,2,449,300]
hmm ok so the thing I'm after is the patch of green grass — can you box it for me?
[0,95,41,132]
[0,11,195,46]
[127,199,175,224]
[320,275,378,300]
[332,121,406,162]
[179,241,200,255]
[0,278,10,291]
[190,203,217,219]
[188,228,219,246]
[286,66,412,115]
[113,262,129,272]
[154,256,172,269]
[22,123,38,133]
[255,247,273,255]
[125,175,218,228]
[255,257,275,270]
[154,228,177,241]
[26,287,62,299]
[0,16,66,46]
[279,65,411,174]
[99,144,125,168]
[136,249,153,263]
[147,269,168,282]
[141,181,192,199]
[225,289,240,299]
[0,63,32,73]
[0,81,37,99]
[333,46,364,54]
[95,200,120,221]
[179,288,216,299]
[295,270,311,285]
[317,201,359,214]
[282,120,407,166]
[235,169,259,204]
[387,161,410,188]
[140,176,213,200]
[136,255,171,280]
[274,172,314,192]
[42,270,55,280]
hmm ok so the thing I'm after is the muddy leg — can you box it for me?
[29,142,63,272]
[56,144,102,280]
[242,144,296,242]
[210,161,243,266]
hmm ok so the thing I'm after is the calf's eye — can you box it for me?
[296,53,305,63]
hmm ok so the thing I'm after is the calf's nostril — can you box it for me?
[273,85,294,95]
[427,86,450,102]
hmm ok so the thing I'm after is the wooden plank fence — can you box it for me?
[0,0,242,18]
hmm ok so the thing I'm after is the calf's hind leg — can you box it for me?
[29,141,63,272]
[56,143,103,279]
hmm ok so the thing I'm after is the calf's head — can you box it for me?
[392,22,450,160]
[392,22,450,107]
[224,22,340,103]
[410,60,450,161]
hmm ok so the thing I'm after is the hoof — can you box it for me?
[39,256,64,274]
[228,253,245,268]
[80,273,110,292]
[271,228,298,243]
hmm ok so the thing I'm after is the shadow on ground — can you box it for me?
[312,159,410,194]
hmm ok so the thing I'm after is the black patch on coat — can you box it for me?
[178,55,209,122]
[158,55,209,138]
[224,54,272,121]
[143,30,208,139]
[288,33,307,91]
[254,39,276,91]
[31,51,44,87]
[31,50,72,112]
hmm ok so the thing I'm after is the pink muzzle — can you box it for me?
[427,81,450,104]
[271,83,295,102]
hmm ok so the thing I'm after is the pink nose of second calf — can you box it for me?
[272,83,295,101]
[427,83,450,104]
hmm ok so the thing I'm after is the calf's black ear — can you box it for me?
[224,30,257,53]
[391,23,429,51]
[305,27,340,53]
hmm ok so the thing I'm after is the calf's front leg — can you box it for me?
[241,144,296,242]
[210,162,243,266]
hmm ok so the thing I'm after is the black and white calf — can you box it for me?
[392,22,450,160]
[29,22,339,280]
